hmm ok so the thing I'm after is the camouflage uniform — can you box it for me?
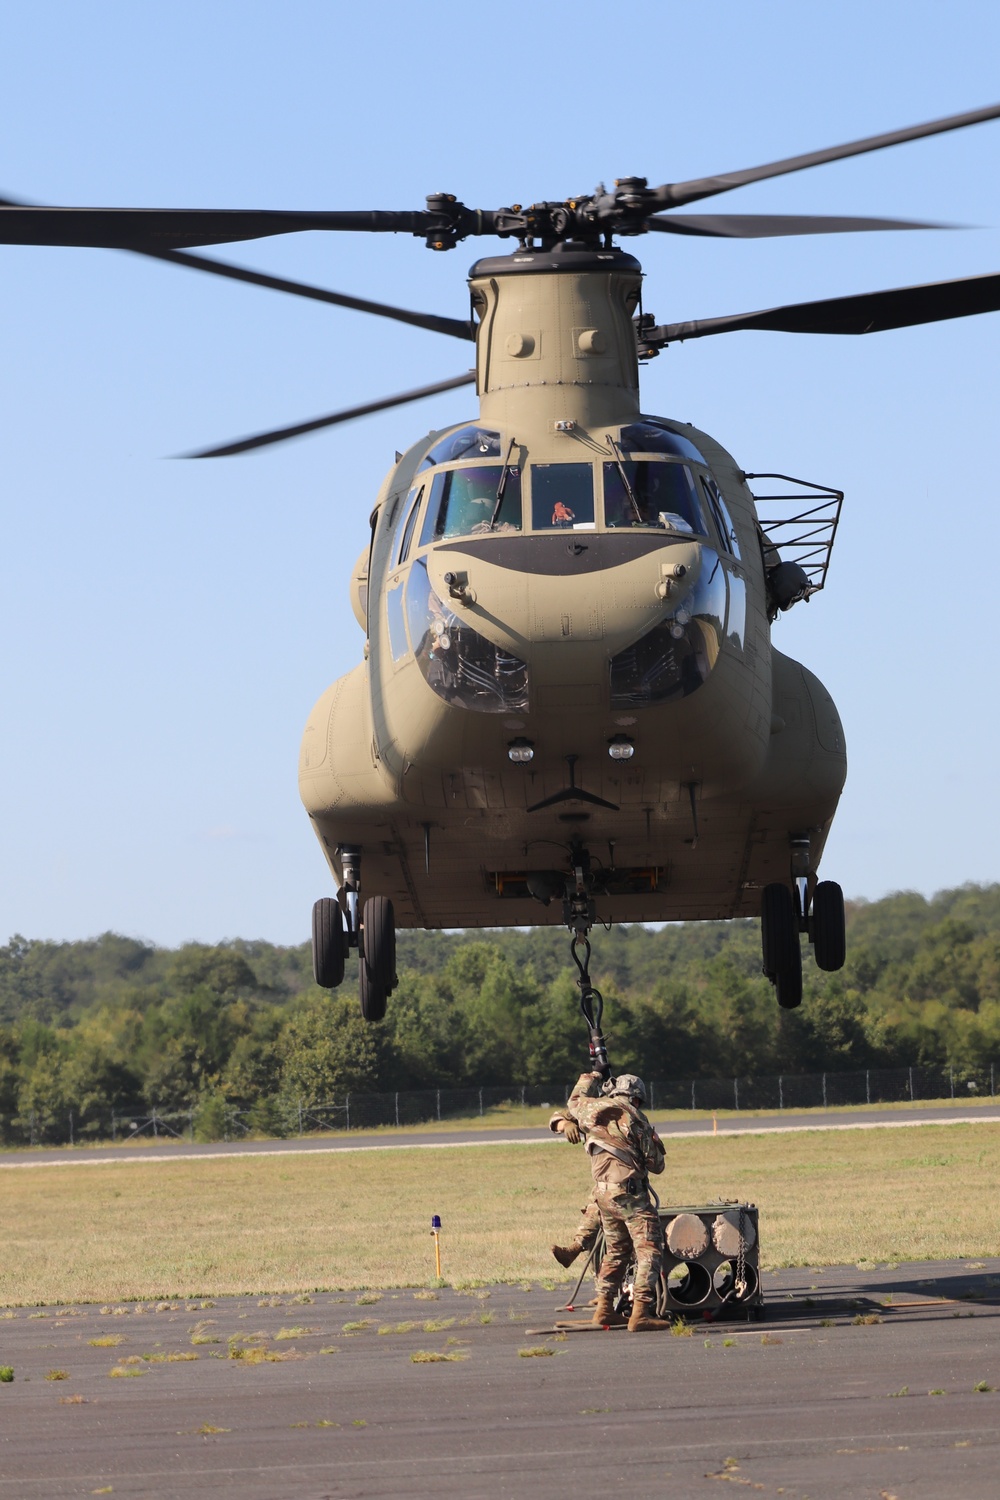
[564,1072,666,1305]
[548,1106,602,1258]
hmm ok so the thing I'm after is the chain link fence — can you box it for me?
[3,1063,997,1147]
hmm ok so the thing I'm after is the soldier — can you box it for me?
[548,1106,601,1268]
[562,1070,669,1332]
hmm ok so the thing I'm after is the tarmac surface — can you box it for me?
[3,1258,1000,1498]
[4,1102,1000,1167]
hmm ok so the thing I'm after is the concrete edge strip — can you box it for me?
[2,1112,999,1169]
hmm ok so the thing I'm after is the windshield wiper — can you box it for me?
[606,434,643,523]
[490,437,517,528]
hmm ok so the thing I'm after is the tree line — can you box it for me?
[3,882,1000,1142]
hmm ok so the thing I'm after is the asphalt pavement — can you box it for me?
[2,1259,999,1498]
[3,1102,1000,1168]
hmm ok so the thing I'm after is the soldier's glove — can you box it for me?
[562,1120,582,1145]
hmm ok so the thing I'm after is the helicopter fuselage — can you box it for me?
[299,248,846,928]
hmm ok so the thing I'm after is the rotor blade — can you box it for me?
[0,205,433,249]
[135,248,474,339]
[0,192,473,340]
[646,212,951,239]
[653,102,1000,210]
[181,371,477,458]
[647,271,1000,343]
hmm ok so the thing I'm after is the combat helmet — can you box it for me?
[607,1073,647,1104]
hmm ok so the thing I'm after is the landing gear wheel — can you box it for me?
[760,883,796,980]
[775,943,803,1009]
[311,898,345,989]
[812,881,846,971]
[761,883,802,1009]
[359,896,396,1022]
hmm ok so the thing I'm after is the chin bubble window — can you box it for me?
[530,463,596,530]
[610,550,727,707]
[418,465,522,545]
[603,460,706,534]
[406,559,529,713]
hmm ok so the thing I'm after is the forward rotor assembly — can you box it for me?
[3,100,999,454]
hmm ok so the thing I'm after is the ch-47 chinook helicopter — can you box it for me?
[5,103,1000,1037]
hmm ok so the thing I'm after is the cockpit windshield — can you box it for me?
[603,461,706,535]
[418,426,502,470]
[418,464,522,545]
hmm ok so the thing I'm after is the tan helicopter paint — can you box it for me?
[299,252,846,929]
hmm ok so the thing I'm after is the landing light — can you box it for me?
[508,738,535,764]
[608,735,635,761]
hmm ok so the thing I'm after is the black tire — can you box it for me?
[362,896,397,992]
[358,896,395,1022]
[761,883,796,979]
[311,898,345,989]
[775,940,803,1009]
[359,958,387,1022]
[812,880,846,972]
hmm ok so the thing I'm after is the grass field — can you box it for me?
[4,1121,1000,1306]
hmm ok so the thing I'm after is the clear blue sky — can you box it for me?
[1,0,998,947]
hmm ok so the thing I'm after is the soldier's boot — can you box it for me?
[591,1293,621,1326]
[627,1298,672,1332]
[550,1244,581,1268]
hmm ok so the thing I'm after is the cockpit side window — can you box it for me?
[530,463,596,530]
[418,465,522,546]
[701,475,741,559]
[395,486,424,567]
[603,461,706,535]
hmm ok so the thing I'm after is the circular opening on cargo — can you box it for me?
[665,1260,713,1307]
[712,1260,759,1302]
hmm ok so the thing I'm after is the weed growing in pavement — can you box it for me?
[412,1291,438,1301]
[889,1386,910,1397]
[88,1336,124,1348]
[518,1346,555,1357]
[378,1322,418,1336]
[421,1318,455,1332]
[352,1419,367,1426]
[852,1313,882,1325]
[59,1394,87,1404]
[929,1389,946,1396]
[342,1320,375,1333]
[0,1367,12,1382]
[974,1381,994,1393]
[108,1365,144,1378]
[670,1319,693,1338]
[410,1349,468,1363]
[820,1318,835,1327]
[319,1346,339,1355]
[760,1334,783,1345]
[275,1327,316,1340]
[44,1370,69,1380]
[356,1293,381,1306]
[196,1424,229,1435]
[722,1339,736,1348]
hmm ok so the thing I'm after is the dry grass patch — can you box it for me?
[4,1124,1000,1303]
[410,1349,467,1363]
